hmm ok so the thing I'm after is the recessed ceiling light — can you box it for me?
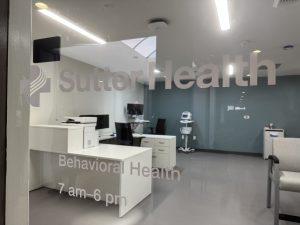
[35,2,48,9]
[99,81,103,83]
[154,69,161,74]
[246,74,251,77]
[242,91,246,94]
[228,64,234,75]
[38,9,107,45]
[253,50,262,53]
[215,0,231,31]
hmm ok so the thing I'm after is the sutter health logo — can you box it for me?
[21,65,51,107]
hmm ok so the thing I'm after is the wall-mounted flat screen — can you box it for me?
[33,36,61,63]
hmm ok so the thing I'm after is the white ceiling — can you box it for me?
[61,42,148,76]
[32,0,300,77]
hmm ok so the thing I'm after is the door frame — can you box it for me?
[0,0,9,223]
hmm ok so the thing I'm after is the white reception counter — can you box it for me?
[29,125,152,217]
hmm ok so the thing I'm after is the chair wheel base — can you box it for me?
[178,147,195,153]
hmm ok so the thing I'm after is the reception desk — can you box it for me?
[29,125,152,217]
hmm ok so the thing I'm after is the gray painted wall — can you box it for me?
[144,76,300,154]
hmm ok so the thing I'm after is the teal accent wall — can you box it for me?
[144,76,300,154]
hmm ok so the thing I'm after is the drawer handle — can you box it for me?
[143,141,149,143]
[152,156,157,158]
[158,149,165,152]
[158,141,165,144]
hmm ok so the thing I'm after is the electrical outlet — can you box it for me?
[193,136,196,140]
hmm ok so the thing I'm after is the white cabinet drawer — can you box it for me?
[154,139,170,147]
[141,138,154,147]
[154,146,169,154]
[152,153,169,168]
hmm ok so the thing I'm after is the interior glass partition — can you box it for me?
[28,0,300,224]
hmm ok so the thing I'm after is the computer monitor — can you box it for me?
[127,104,144,115]
[79,114,109,130]
[33,36,61,63]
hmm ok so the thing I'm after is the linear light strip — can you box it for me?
[215,0,230,31]
[38,9,107,45]
[228,64,234,75]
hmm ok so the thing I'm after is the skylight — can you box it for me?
[122,38,145,48]
[122,36,156,59]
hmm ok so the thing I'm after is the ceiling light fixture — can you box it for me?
[246,74,251,77]
[38,8,107,45]
[228,64,234,75]
[35,2,49,9]
[253,49,262,53]
[215,0,231,31]
[154,69,161,74]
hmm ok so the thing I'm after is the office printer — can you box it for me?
[63,116,98,149]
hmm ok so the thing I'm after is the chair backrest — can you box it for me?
[273,138,300,172]
[115,122,133,146]
[156,118,166,135]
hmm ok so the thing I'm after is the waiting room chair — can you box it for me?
[267,138,300,225]
[115,122,133,146]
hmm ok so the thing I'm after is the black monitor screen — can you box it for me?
[79,114,109,130]
[33,36,61,63]
[127,104,144,115]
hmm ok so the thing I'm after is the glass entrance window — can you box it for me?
[27,1,300,224]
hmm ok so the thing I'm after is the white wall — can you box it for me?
[30,56,145,135]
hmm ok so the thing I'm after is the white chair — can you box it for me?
[267,138,300,225]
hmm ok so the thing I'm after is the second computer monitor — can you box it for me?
[127,104,144,115]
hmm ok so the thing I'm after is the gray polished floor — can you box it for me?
[30,152,300,225]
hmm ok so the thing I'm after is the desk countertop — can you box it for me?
[99,133,176,141]
[136,134,176,139]
[32,144,152,161]
[31,124,83,129]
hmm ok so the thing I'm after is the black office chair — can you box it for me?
[115,122,134,146]
[150,118,166,135]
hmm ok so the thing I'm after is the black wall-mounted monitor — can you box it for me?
[127,104,144,115]
[79,114,109,130]
[33,36,61,63]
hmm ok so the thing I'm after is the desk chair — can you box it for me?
[149,118,166,135]
[115,122,133,146]
[267,138,300,225]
